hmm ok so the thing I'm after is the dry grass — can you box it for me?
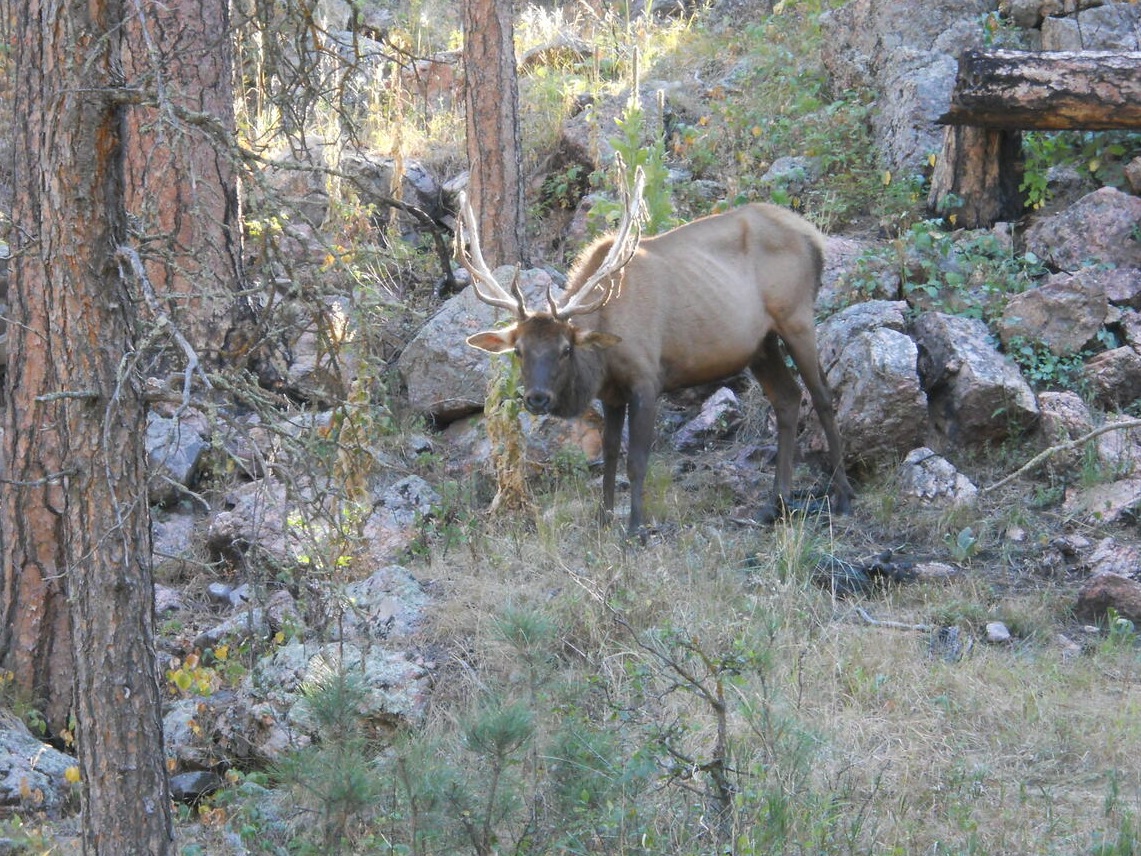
[405,426,1141,854]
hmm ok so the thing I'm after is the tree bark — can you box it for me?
[938,50,1141,130]
[928,125,1024,228]
[121,0,254,372]
[462,0,527,268]
[6,0,172,851]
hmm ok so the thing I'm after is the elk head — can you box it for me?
[458,162,646,418]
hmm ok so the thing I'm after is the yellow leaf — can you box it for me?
[214,644,229,662]
[1088,158,1100,172]
[882,170,892,186]
[64,766,81,784]
[274,631,286,645]
[928,153,937,167]
[173,670,194,692]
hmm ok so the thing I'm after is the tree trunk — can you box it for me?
[121,0,254,371]
[6,0,172,852]
[462,0,527,267]
[938,49,1141,130]
[928,125,1024,228]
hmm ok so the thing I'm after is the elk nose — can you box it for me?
[524,390,552,414]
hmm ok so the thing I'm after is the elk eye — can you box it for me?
[561,342,573,358]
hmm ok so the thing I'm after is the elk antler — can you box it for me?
[455,190,528,317]
[552,158,647,320]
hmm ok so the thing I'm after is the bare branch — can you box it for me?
[983,418,1141,493]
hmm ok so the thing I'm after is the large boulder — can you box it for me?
[913,311,1039,444]
[996,270,1107,355]
[1022,187,1141,273]
[819,0,998,170]
[816,301,929,467]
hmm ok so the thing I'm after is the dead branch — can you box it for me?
[983,419,1141,493]
[851,607,933,633]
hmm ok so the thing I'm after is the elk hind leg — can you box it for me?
[750,334,802,523]
[780,326,853,514]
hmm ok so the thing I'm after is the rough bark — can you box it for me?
[6,0,172,851]
[121,0,253,371]
[462,0,527,267]
[938,50,1141,130]
[928,125,1024,228]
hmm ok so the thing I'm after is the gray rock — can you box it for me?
[822,327,929,466]
[0,716,76,816]
[1023,187,1141,273]
[673,387,742,452]
[1041,3,1141,50]
[1083,347,1141,408]
[897,447,978,506]
[996,271,1107,355]
[913,312,1039,444]
[146,412,208,507]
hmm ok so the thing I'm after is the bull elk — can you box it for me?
[458,166,853,534]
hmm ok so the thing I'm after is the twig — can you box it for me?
[983,418,1141,493]
[851,606,932,633]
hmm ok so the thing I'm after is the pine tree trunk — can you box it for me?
[462,0,527,267]
[121,0,254,370]
[6,0,172,851]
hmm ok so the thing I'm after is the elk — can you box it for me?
[457,166,853,534]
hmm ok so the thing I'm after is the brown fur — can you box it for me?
[468,203,853,534]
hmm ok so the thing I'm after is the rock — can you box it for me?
[816,300,911,374]
[818,325,929,466]
[1101,267,1141,310]
[819,0,994,170]
[1041,2,1141,51]
[673,387,741,451]
[913,311,1039,444]
[337,565,428,640]
[154,584,186,615]
[0,715,76,816]
[1033,390,1093,477]
[897,447,978,506]
[1022,187,1141,273]
[146,412,208,507]
[1087,537,1141,578]
[1064,478,1141,525]
[152,508,203,581]
[985,621,1012,644]
[207,582,235,605]
[170,771,223,804]
[996,271,1107,355]
[375,476,440,528]
[1083,347,1141,408]
[1076,572,1141,624]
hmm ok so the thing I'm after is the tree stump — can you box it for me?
[928,125,1023,228]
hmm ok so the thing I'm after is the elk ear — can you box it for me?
[576,329,621,350]
[467,327,518,353]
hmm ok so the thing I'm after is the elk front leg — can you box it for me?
[600,401,626,525]
[625,386,657,534]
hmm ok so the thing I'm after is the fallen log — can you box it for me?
[938,49,1141,130]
